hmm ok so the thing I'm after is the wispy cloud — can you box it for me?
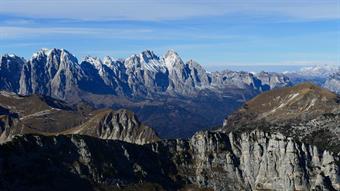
[0,26,152,39]
[0,0,339,21]
[0,26,247,42]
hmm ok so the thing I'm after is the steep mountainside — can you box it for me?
[0,54,25,92]
[0,48,292,138]
[3,48,289,100]
[19,49,84,102]
[66,109,159,144]
[0,129,338,191]
[0,91,159,144]
[222,83,340,152]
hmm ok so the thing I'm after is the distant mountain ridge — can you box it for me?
[1,48,291,101]
[0,48,292,138]
[285,65,340,92]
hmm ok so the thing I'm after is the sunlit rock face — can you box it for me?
[1,129,338,191]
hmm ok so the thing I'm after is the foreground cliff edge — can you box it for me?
[0,83,339,191]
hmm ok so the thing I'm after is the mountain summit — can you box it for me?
[0,48,293,138]
[222,82,340,152]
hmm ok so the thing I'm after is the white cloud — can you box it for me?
[0,26,152,39]
[0,0,339,21]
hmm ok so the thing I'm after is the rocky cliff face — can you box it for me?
[324,72,340,94]
[0,105,19,142]
[19,48,84,101]
[0,83,339,190]
[0,54,25,92]
[1,48,291,100]
[255,71,292,90]
[184,130,340,191]
[69,109,160,144]
[222,83,340,153]
[1,129,338,191]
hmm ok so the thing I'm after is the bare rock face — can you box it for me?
[1,49,295,138]
[222,83,340,153]
[14,48,291,99]
[19,48,84,101]
[184,130,340,191]
[0,129,338,191]
[0,105,19,142]
[0,54,25,92]
[0,91,159,145]
[124,50,169,96]
[255,71,292,90]
[70,109,160,144]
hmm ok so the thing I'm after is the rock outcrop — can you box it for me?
[0,91,159,144]
[222,83,340,153]
[19,48,84,101]
[69,109,160,144]
[0,129,338,191]
[0,54,25,92]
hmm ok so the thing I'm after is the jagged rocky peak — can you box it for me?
[164,49,184,69]
[19,48,83,100]
[140,49,159,61]
[28,48,80,71]
[83,55,102,66]
[187,59,206,72]
[125,50,166,72]
[186,59,211,87]
[0,54,25,92]
[255,71,292,90]
[102,56,122,68]
[164,49,179,59]
[1,53,25,61]
[70,108,160,144]
[32,48,78,65]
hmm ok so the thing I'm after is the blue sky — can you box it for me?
[0,0,339,72]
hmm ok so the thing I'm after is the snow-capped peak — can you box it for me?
[140,50,159,61]
[164,49,179,58]
[84,56,102,67]
[164,49,184,70]
[298,65,339,77]
[125,50,166,73]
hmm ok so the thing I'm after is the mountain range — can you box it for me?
[0,48,339,190]
[0,82,338,191]
[0,48,295,138]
